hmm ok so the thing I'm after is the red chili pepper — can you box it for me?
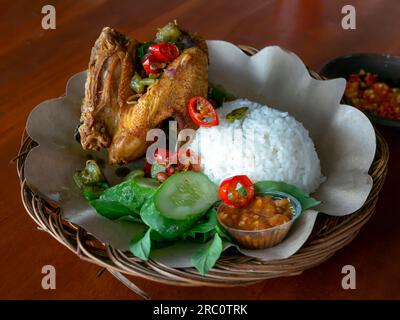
[149,43,180,62]
[218,175,255,208]
[188,96,219,127]
[144,148,170,177]
[142,54,163,75]
[166,148,201,175]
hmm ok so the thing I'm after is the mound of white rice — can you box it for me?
[189,99,324,194]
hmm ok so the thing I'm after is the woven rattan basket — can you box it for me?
[17,45,389,298]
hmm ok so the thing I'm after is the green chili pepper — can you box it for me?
[74,160,106,189]
[130,72,145,94]
[155,22,182,43]
[140,78,156,86]
[226,107,249,122]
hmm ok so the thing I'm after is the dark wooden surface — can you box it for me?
[1,0,399,299]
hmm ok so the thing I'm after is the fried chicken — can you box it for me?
[78,23,208,164]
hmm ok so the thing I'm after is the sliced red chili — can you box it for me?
[142,54,164,75]
[149,43,180,62]
[144,148,170,177]
[218,175,255,208]
[188,96,219,127]
[166,148,201,175]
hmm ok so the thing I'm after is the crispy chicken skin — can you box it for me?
[79,27,136,151]
[109,47,208,163]
[79,25,208,164]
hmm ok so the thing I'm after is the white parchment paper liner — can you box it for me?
[24,41,376,268]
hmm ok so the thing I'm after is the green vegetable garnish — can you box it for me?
[149,73,160,80]
[225,107,249,122]
[129,228,152,261]
[82,181,109,201]
[130,72,145,94]
[74,160,105,187]
[140,198,203,240]
[182,207,217,240]
[254,181,321,211]
[90,177,158,220]
[140,78,156,86]
[208,83,236,108]
[137,41,156,60]
[191,233,223,276]
[155,22,181,43]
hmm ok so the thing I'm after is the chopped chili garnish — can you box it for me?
[188,96,219,127]
[144,148,170,177]
[345,69,400,120]
[149,43,180,62]
[142,54,164,75]
[218,175,255,208]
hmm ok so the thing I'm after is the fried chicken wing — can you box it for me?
[79,27,136,150]
[78,23,208,164]
[109,46,208,163]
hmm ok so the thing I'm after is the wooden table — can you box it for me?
[1,0,399,299]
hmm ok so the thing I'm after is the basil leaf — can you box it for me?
[137,41,156,60]
[117,215,143,223]
[90,177,158,219]
[191,233,223,275]
[254,181,321,211]
[129,228,152,261]
[182,208,217,240]
[215,223,232,242]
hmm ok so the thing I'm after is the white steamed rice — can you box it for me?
[189,99,324,194]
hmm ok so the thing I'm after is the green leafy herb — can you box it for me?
[254,181,321,211]
[117,215,143,223]
[140,198,202,240]
[208,83,236,108]
[215,223,232,242]
[191,233,223,276]
[129,228,152,261]
[82,181,109,201]
[90,177,158,219]
[226,107,249,122]
[137,41,156,60]
[155,22,182,43]
[182,208,217,240]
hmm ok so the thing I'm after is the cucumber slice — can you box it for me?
[154,171,218,220]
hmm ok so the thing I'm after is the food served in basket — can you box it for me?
[73,22,323,274]
[23,18,378,284]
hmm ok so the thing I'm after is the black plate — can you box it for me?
[320,53,400,127]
